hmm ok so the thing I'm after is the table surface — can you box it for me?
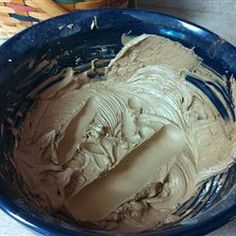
[0,1,236,235]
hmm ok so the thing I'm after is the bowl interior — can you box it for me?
[0,9,235,236]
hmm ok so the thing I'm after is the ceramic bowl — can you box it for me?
[0,9,235,236]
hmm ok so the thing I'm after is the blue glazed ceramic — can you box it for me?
[0,9,235,236]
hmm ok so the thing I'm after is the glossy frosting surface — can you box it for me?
[14,34,236,232]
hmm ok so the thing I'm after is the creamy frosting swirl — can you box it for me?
[14,34,236,232]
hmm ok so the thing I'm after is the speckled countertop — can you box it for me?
[0,0,235,235]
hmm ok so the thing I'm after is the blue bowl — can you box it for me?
[0,8,235,236]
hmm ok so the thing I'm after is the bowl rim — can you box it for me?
[0,8,235,236]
